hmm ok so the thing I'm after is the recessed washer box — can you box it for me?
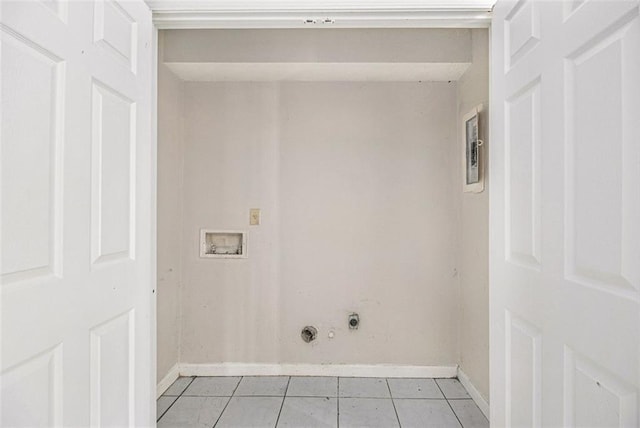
[200,230,247,259]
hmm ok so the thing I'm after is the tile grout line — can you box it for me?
[156,395,178,422]
[435,379,465,428]
[212,376,244,428]
[273,376,291,428]
[337,377,340,428]
[168,394,434,399]
[386,378,402,428]
[157,376,196,422]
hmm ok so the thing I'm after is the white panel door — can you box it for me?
[1,1,154,426]
[491,0,640,426]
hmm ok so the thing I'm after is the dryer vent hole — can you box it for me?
[301,326,318,343]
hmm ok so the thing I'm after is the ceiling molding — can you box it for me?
[147,1,493,29]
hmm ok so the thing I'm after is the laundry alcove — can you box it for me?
[156,26,490,417]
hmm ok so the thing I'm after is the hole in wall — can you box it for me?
[301,326,318,343]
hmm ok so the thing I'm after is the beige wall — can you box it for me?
[456,29,490,401]
[156,60,184,379]
[180,83,282,363]
[162,28,471,64]
[277,83,459,364]
[178,82,460,365]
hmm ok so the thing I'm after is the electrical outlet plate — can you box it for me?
[249,208,260,225]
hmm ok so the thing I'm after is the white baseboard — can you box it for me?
[156,363,180,399]
[457,367,489,420]
[177,363,458,379]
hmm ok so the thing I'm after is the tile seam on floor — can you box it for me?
[386,378,402,428]
[182,394,235,397]
[337,377,340,428]
[212,376,243,428]
[285,394,339,398]
[274,376,291,427]
[437,378,471,400]
[157,376,196,422]
[382,397,448,400]
[178,393,448,399]
[162,376,195,397]
[435,378,464,428]
[235,394,290,397]
[156,395,178,422]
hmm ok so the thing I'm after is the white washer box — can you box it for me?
[199,230,247,259]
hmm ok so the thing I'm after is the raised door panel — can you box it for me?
[505,311,542,428]
[564,348,638,426]
[93,0,137,73]
[91,80,136,266]
[0,27,64,284]
[505,0,540,71]
[90,310,135,427]
[564,7,640,299]
[0,345,63,427]
[39,0,68,23]
[505,78,542,270]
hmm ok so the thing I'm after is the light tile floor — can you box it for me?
[157,376,489,428]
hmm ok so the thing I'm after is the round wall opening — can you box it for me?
[301,326,318,343]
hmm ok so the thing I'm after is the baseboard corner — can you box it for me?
[156,363,180,399]
[457,367,490,420]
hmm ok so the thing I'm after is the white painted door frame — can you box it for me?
[146,0,494,29]
[150,5,640,428]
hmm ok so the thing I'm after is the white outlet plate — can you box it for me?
[249,208,260,225]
